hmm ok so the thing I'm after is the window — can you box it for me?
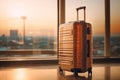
[0,0,57,60]
[65,0,105,57]
[110,0,120,57]
[0,0,119,60]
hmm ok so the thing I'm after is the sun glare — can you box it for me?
[13,10,22,17]
[10,8,26,17]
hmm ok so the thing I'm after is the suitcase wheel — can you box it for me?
[59,66,64,73]
[88,68,92,76]
[71,68,81,77]
[74,71,78,77]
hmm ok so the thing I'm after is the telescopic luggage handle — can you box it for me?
[76,6,86,21]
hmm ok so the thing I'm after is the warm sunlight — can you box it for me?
[0,0,57,36]
[6,1,27,18]
[11,9,26,17]
[0,0,119,36]
[15,68,26,80]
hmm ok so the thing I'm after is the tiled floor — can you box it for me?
[0,63,120,80]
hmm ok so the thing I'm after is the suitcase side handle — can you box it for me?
[76,6,86,21]
[87,40,90,57]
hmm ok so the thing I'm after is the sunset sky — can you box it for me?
[0,0,57,36]
[66,0,120,36]
[0,0,120,37]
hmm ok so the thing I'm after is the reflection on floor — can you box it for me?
[0,63,120,80]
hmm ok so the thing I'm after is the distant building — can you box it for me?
[10,30,19,41]
[0,34,7,47]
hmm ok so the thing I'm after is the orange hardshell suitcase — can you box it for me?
[58,6,92,77]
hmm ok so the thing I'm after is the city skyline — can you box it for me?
[0,0,120,36]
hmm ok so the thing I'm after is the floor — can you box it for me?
[0,63,120,80]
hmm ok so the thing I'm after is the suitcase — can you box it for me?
[58,6,92,77]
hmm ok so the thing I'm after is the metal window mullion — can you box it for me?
[105,0,110,58]
[57,0,65,58]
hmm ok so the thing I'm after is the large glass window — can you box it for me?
[1,0,119,60]
[0,0,57,60]
[65,0,105,57]
[110,0,120,57]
